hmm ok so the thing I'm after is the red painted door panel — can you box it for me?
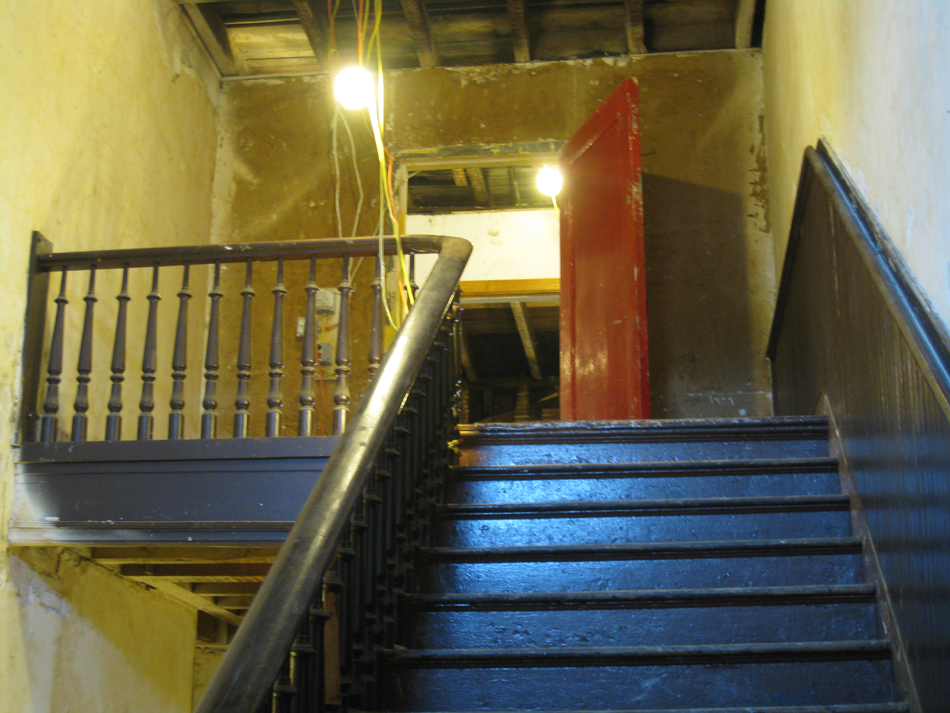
[559,77,648,420]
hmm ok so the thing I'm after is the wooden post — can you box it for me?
[201,263,222,439]
[105,266,131,441]
[168,264,192,439]
[138,266,161,440]
[234,260,255,438]
[39,269,67,443]
[333,256,353,435]
[298,257,318,437]
[71,267,97,442]
[266,259,287,437]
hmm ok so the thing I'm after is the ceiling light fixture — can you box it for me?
[334,66,375,110]
[536,166,563,197]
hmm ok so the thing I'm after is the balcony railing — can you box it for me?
[15,233,471,711]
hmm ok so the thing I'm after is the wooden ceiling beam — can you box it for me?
[180,3,247,76]
[623,0,648,54]
[400,0,439,68]
[511,302,543,380]
[290,0,329,67]
[141,580,243,626]
[459,328,477,382]
[734,0,756,49]
[452,168,469,187]
[465,167,491,207]
[507,0,531,62]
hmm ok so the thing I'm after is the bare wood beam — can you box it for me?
[459,328,477,382]
[507,0,531,62]
[193,582,262,596]
[146,580,243,626]
[510,302,542,380]
[121,563,271,582]
[623,0,648,55]
[465,168,491,207]
[290,0,329,66]
[734,0,756,49]
[181,4,247,76]
[91,546,278,565]
[215,595,256,610]
[452,169,469,187]
[400,0,439,68]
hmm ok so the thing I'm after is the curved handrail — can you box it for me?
[194,235,471,713]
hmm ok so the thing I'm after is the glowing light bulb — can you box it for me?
[536,166,563,197]
[335,66,374,110]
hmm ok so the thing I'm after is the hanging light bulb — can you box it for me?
[536,165,563,197]
[334,66,375,110]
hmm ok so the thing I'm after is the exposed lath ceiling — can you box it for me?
[179,0,762,78]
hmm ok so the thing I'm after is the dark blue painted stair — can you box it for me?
[380,417,908,713]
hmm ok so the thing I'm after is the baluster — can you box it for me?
[138,266,161,440]
[266,259,287,437]
[368,256,383,377]
[233,260,255,438]
[71,267,97,442]
[105,266,131,441]
[201,263,222,439]
[298,257,318,437]
[168,264,191,439]
[40,269,68,443]
[333,256,353,435]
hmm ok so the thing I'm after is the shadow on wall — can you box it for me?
[643,173,771,420]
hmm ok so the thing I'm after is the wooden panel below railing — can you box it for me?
[769,142,950,713]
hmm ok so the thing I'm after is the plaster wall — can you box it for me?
[0,1,221,710]
[220,50,774,418]
[406,209,560,284]
[763,0,950,330]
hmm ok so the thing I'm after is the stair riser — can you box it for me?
[418,554,864,593]
[458,438,829,467]
[438,510,852,547]
[447,472,841,504]
[400,601,880,649]
[381,659,895,710]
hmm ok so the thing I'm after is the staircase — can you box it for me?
[379,417,908,713]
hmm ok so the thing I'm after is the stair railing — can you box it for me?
[188,235,469,712]
[19,234,466,444]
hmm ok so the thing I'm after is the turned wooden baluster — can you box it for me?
[168,264,192,439]
[233,260,255,438]
[71,267,98,442]
[368,255,384,377]
[298,257,318,437]
[39,269,68,443]
[105,266,131,441]
[138,266,161,440]
[201,262,222,439]
[266,258,287,437]
[333,255,353,435]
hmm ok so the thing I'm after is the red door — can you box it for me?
[559,77,648,420]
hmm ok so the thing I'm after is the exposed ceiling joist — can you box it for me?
[624,0,648,54]
[181,2,247,76]
[400,0,439,68]
[507,0,531,63]
[289,0,329,67]
[132,578,243,625]
[459,328,477,382]
[510,302,542,380]
[465,167,491,207]
[734,0,756,49]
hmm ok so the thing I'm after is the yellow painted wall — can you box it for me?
[0,1,221,710]
[763,0,950,329]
